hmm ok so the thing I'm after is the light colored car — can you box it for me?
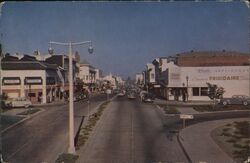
[139,91,148,101]
[127,92,136,99]
[220,95,250,106]
[117,92,126,97]
[5,97,32,108]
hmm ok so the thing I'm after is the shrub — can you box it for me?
[55,153,79,163]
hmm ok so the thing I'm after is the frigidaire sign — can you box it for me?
[209,76,240,81]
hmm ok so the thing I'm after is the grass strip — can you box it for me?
[55,153,79,163]
[193,105,250,112]
[159,104,180,114]
[17,109,40,115]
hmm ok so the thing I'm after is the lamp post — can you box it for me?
[147,68,152,92]
[186,76,189,101]
[49,40,93,154]
[249,58,250,98]
[0,54,2,97]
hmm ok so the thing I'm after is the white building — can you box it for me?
[135,73,143,85]
[146,63,156,84]
[102,73,124,89]
[79,60,96,84]
[165,61,249,101]
[149,51,250,101]
[1,60,64,104]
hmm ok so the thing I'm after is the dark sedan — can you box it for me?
[219,95,250,106]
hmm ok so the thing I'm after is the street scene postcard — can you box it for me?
[0,1,249,163]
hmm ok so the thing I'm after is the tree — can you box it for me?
[206,82,225,100]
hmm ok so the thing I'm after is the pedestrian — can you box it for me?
[182,91,186,102]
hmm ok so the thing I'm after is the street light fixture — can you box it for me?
[0,55,2,97]
[147,68,152,92]
[249,58,250,98]
[186,76,189,101]
[49,40,93,154]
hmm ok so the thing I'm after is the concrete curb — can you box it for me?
[1,108,45,134]
[177,133,192,163]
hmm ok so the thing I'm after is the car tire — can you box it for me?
[243,101,248,106]
[222,101,227,106]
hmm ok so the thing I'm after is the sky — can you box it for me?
[0,1,249,79]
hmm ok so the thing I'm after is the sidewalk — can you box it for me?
[179,118,248,163]
[1,108,28,116]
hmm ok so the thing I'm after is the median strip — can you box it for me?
[76,100,110,150]
[158,104,180,115]
[55,100,111,163]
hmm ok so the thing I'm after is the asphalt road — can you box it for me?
[2,93,110,163]
[3,94,249,163]
[78,96,188,163]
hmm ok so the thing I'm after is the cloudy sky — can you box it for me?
[1,1,249,79]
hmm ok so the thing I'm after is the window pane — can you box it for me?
[201,87,208,96]
[193,87,199,96]
[151,73,155,79]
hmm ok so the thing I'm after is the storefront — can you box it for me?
[166,64,249,101]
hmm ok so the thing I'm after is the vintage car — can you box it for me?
[219,95,250,106]
[127,92,137,100]
[5,97,32,108]
[142,93,155,103]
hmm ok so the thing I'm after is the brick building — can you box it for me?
[176,51,249,67]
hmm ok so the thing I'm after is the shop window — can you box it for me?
[201,87,208,96]
[193,87,199,96]
[151,73,155,79]
[28,93,36,97]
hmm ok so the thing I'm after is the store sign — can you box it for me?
[2,77,21,85]
[25,77,42,85]
[106,89,112,94]
[197,69,210,73]
[180,114,194,119]
[209,76,239,81]
[170,73,180,80]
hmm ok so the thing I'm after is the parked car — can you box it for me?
[5,97,32,108]
[139,91,148,101]
[142,93,155,103]
[127,92,136,100]
[219,95,250,106]
[117,91,126,97]
[0,96,6,109]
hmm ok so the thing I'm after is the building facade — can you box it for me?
[1,60,64,104]
[140,51,250,101]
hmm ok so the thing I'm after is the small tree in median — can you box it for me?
[206,82,225,109]
[206,82,225,100]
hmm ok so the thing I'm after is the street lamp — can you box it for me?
[49,40,93,154]
[186,76,189,101]
[0,53,2,97]
[249,58,250,98]
[147,68,152,92]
